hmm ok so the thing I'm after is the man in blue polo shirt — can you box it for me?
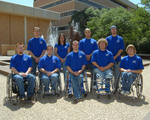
[27,27,47,75]
[38,45,61,95]
[10,43,35,101]
[106,25,125,93]
[79,28,98,91]
[66,41,87,104]
[119,44,144,95]
[91,38,114,90]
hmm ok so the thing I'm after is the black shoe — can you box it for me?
[27,96,34,101]
[73,98,78,104]
[78,98,82,102]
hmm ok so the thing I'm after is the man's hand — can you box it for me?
[46,71,53,77]
[98,67,106,72]
[61,58,65,63]
[114,56,117,60]
[86,55,91,61]
[126,69,131,73]
[19,72,28,77]
[35,57,40,63]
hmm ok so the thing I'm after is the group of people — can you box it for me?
[10,25,144,103]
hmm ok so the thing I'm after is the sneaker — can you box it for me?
[45,91,50,95]
[20,97,26,102]
[73,98,78,104]
[120,90,125,95]
[78,98,82,102]
[93,85,97,90]
[125,91,130,96]
[27,96,34,101]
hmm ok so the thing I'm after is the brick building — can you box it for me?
[0,1,59,55]
[34,0,136,37]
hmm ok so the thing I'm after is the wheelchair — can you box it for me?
[66,71,88,98]
[117,73,143,101]
[6,73,38,105]
[38,71,62,97]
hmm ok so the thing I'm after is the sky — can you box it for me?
[0,0,142,7]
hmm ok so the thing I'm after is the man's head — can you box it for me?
[84,28,91,38]
[72,40,79,51]
[46,45,53,55]
[111,25,117,35]
[33,27,40,38]
[126,44,136,55]
[16,43,24,54]
[97,38,108,50]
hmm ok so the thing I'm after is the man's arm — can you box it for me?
[66,66,75,75]
[29,51,36,59]
[11,67,19,74]
[78,65,86,74]
[114,49,123,60]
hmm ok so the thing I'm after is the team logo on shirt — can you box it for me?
[91,42,94,44]
[133,60,136,63]
[24,58,27,61]
[106,54,109,56]
[79,55,82,58]
[117,40,120,43]
[40,41,43,44]
[64,46,67,48]
[53,60,56,63]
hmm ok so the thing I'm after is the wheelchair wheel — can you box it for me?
[97,94,100,99]
[108,94,111,99]
[136,74,143,99]
[6,74,12,101]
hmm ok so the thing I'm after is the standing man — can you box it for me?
[106,25,125,93]
[65,41,87,104]
[10,43,35,101]
[79,28,98,91]
[27,27,47,75]
[38,45,61,95]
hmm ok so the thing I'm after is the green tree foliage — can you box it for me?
[87,7,134,44]
[141,0,150,11]
[70,7,101,37]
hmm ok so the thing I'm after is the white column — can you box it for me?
[24,16,27,45]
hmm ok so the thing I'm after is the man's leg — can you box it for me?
[31,57,38,76]
[105,69,113,90]
[126,73,137,92]
[121,72,128,91]
[13,74,25,98]
[50,73,59,92]
[26,73,35,97]
[41,73,50,92]
[113,61,121,93]
[70,73,81,99]
[76,73,84,98]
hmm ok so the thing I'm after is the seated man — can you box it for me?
[91,38,114,90]
[119,44,144,95]
[65,41,87,104]
[10,43,35,101]
[38,45,61,95]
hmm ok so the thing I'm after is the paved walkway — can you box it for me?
[0,65,150,120]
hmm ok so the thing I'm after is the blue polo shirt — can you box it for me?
[91,49,114,68]
[10,54,32,73]
[27,37,47,57]
[106,35,125,62]
[79,38,98,63]
[55,42,70,59]
[120,55,144,70]
[65,51,87,72]
[38,55,61,71]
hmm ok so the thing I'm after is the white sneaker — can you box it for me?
[125,91,130,96]
[120,90,125,95]
[93,85,97,90]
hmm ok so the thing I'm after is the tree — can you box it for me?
[87,7,134,45]
[70,7,101,37]
[141,0,150,11]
